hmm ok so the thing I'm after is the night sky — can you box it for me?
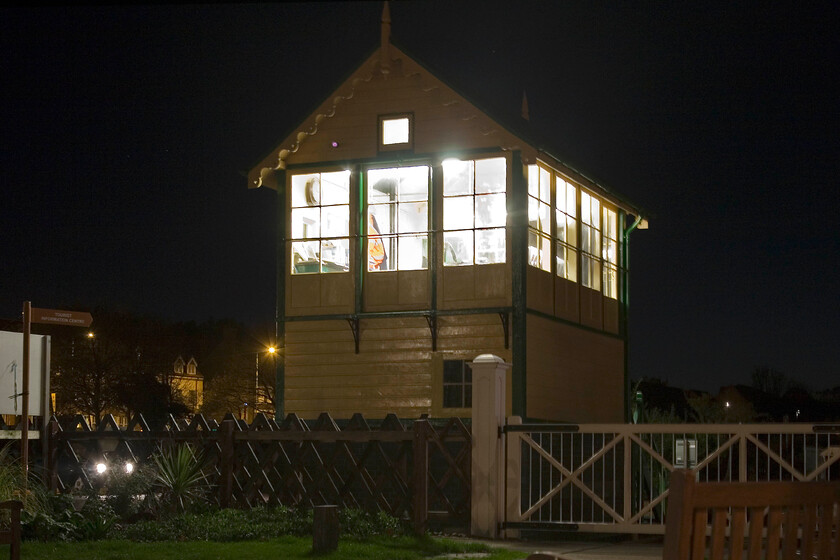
[3,3,838,393]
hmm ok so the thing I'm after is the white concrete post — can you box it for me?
[470,353,509,538]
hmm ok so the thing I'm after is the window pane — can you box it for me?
[603,264,618,299]
[464,363,472,382]
[443,385,463,408]
[444,231,473,266]
[581,193,591,225]
[528,197,540,230]
[368,234,392,271]
[291,207,320,239]
[320,171,350,205]
[566,183,577,217]
[528,165,539,197]
[464,385,472,407]
[476,193,506,227]
[540,167,551,202]
[539,202,551,235]
[382,117,409,144]
[475,157,505,194]
[444,197,474,230]
[476,228,505,264]
[369,204,395,235]
[603,238,618,265]
[397,166,429,201]
[443,360,463,383]
[556,209,566,243]
[442,159,473,196]
[397,235,427,270]
[567,215,577,246]
[398,201,428,233]
[321,238,349,272]
[292,241,320,274]
[291,174,319,207]
[322,205,349,237]
[590,197,601,226]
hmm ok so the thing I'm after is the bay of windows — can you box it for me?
[527,165,551,272]
[580,191,601,290]
[367,166,430,271]
[555,176,577,281]
[602,207,618,299]
[290,171,350,274]
[442,157,507,266]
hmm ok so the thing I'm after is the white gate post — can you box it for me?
[470,354,509,538]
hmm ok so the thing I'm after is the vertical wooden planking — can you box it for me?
[766,507,783,560]
[747,507,764,560]
[781,506,800,559]
[728,506,746,560]
[691,508,707,559]
[709,507,728,559]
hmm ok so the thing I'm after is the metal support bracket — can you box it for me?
[346,317,360,354]
[498,311,510,349]
[424,314,438,351]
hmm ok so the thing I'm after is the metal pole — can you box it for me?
[21,301,30,477]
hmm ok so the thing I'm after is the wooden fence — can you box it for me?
[45,412,472,534]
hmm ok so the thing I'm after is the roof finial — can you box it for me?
[521,90,530,121]
[380,1,391,74]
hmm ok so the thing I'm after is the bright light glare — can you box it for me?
[268,346,276,354]
[125,462,134,474]
[95,462,107,474]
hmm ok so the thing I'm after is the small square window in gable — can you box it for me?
[379,113,413,152]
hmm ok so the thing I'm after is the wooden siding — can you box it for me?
[285,314,509,419]
[554,276,580,322]
[525,314,624,423]
[363,270,429,311]
[286,267,355,316]
[439,263,510,309]
[526,267,554,315]
[275,47,524,170]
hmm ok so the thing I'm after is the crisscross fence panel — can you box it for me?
[504,423,840,535]
[47,412,471,533]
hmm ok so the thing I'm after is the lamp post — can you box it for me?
[255,346,277,418]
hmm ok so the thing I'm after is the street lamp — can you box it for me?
[255,346,278,419]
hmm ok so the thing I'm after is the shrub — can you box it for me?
[151,444,208,513]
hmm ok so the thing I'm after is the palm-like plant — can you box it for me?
[151,444,208,513]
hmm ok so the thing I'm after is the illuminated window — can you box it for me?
[290,170,351,274]
[379,114,413,150]
[527,165,551,271]
[555,176,577,281]
[367,166,429,271]
[602,207,618,299]
[443,359,472,408]
[442,157,506,266]
[580,191,601,290]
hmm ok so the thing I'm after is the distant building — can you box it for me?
[248,6,647,422]
[166,356,204,414]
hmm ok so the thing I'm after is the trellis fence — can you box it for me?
[44,411,471,533]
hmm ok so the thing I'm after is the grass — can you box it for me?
[19,535,528,560]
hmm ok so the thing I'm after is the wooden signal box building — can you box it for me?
[248,8,647,422]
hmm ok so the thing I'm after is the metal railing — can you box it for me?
[503,422,840,534]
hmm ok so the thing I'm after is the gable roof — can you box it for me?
[248,24,646,218]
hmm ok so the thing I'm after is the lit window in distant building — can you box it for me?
[443,359,472,408]
[581,191,601,290]
[290,170,351,274]
[602,206,618,299]
[442,157,506,266]
[527,164,551,272]
[367,165,430,271]
[555,176,577,281]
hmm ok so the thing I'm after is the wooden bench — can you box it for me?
[663,469,840,560]
[0,500,21,560]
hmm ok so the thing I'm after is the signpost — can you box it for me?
[21,302,92,476]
